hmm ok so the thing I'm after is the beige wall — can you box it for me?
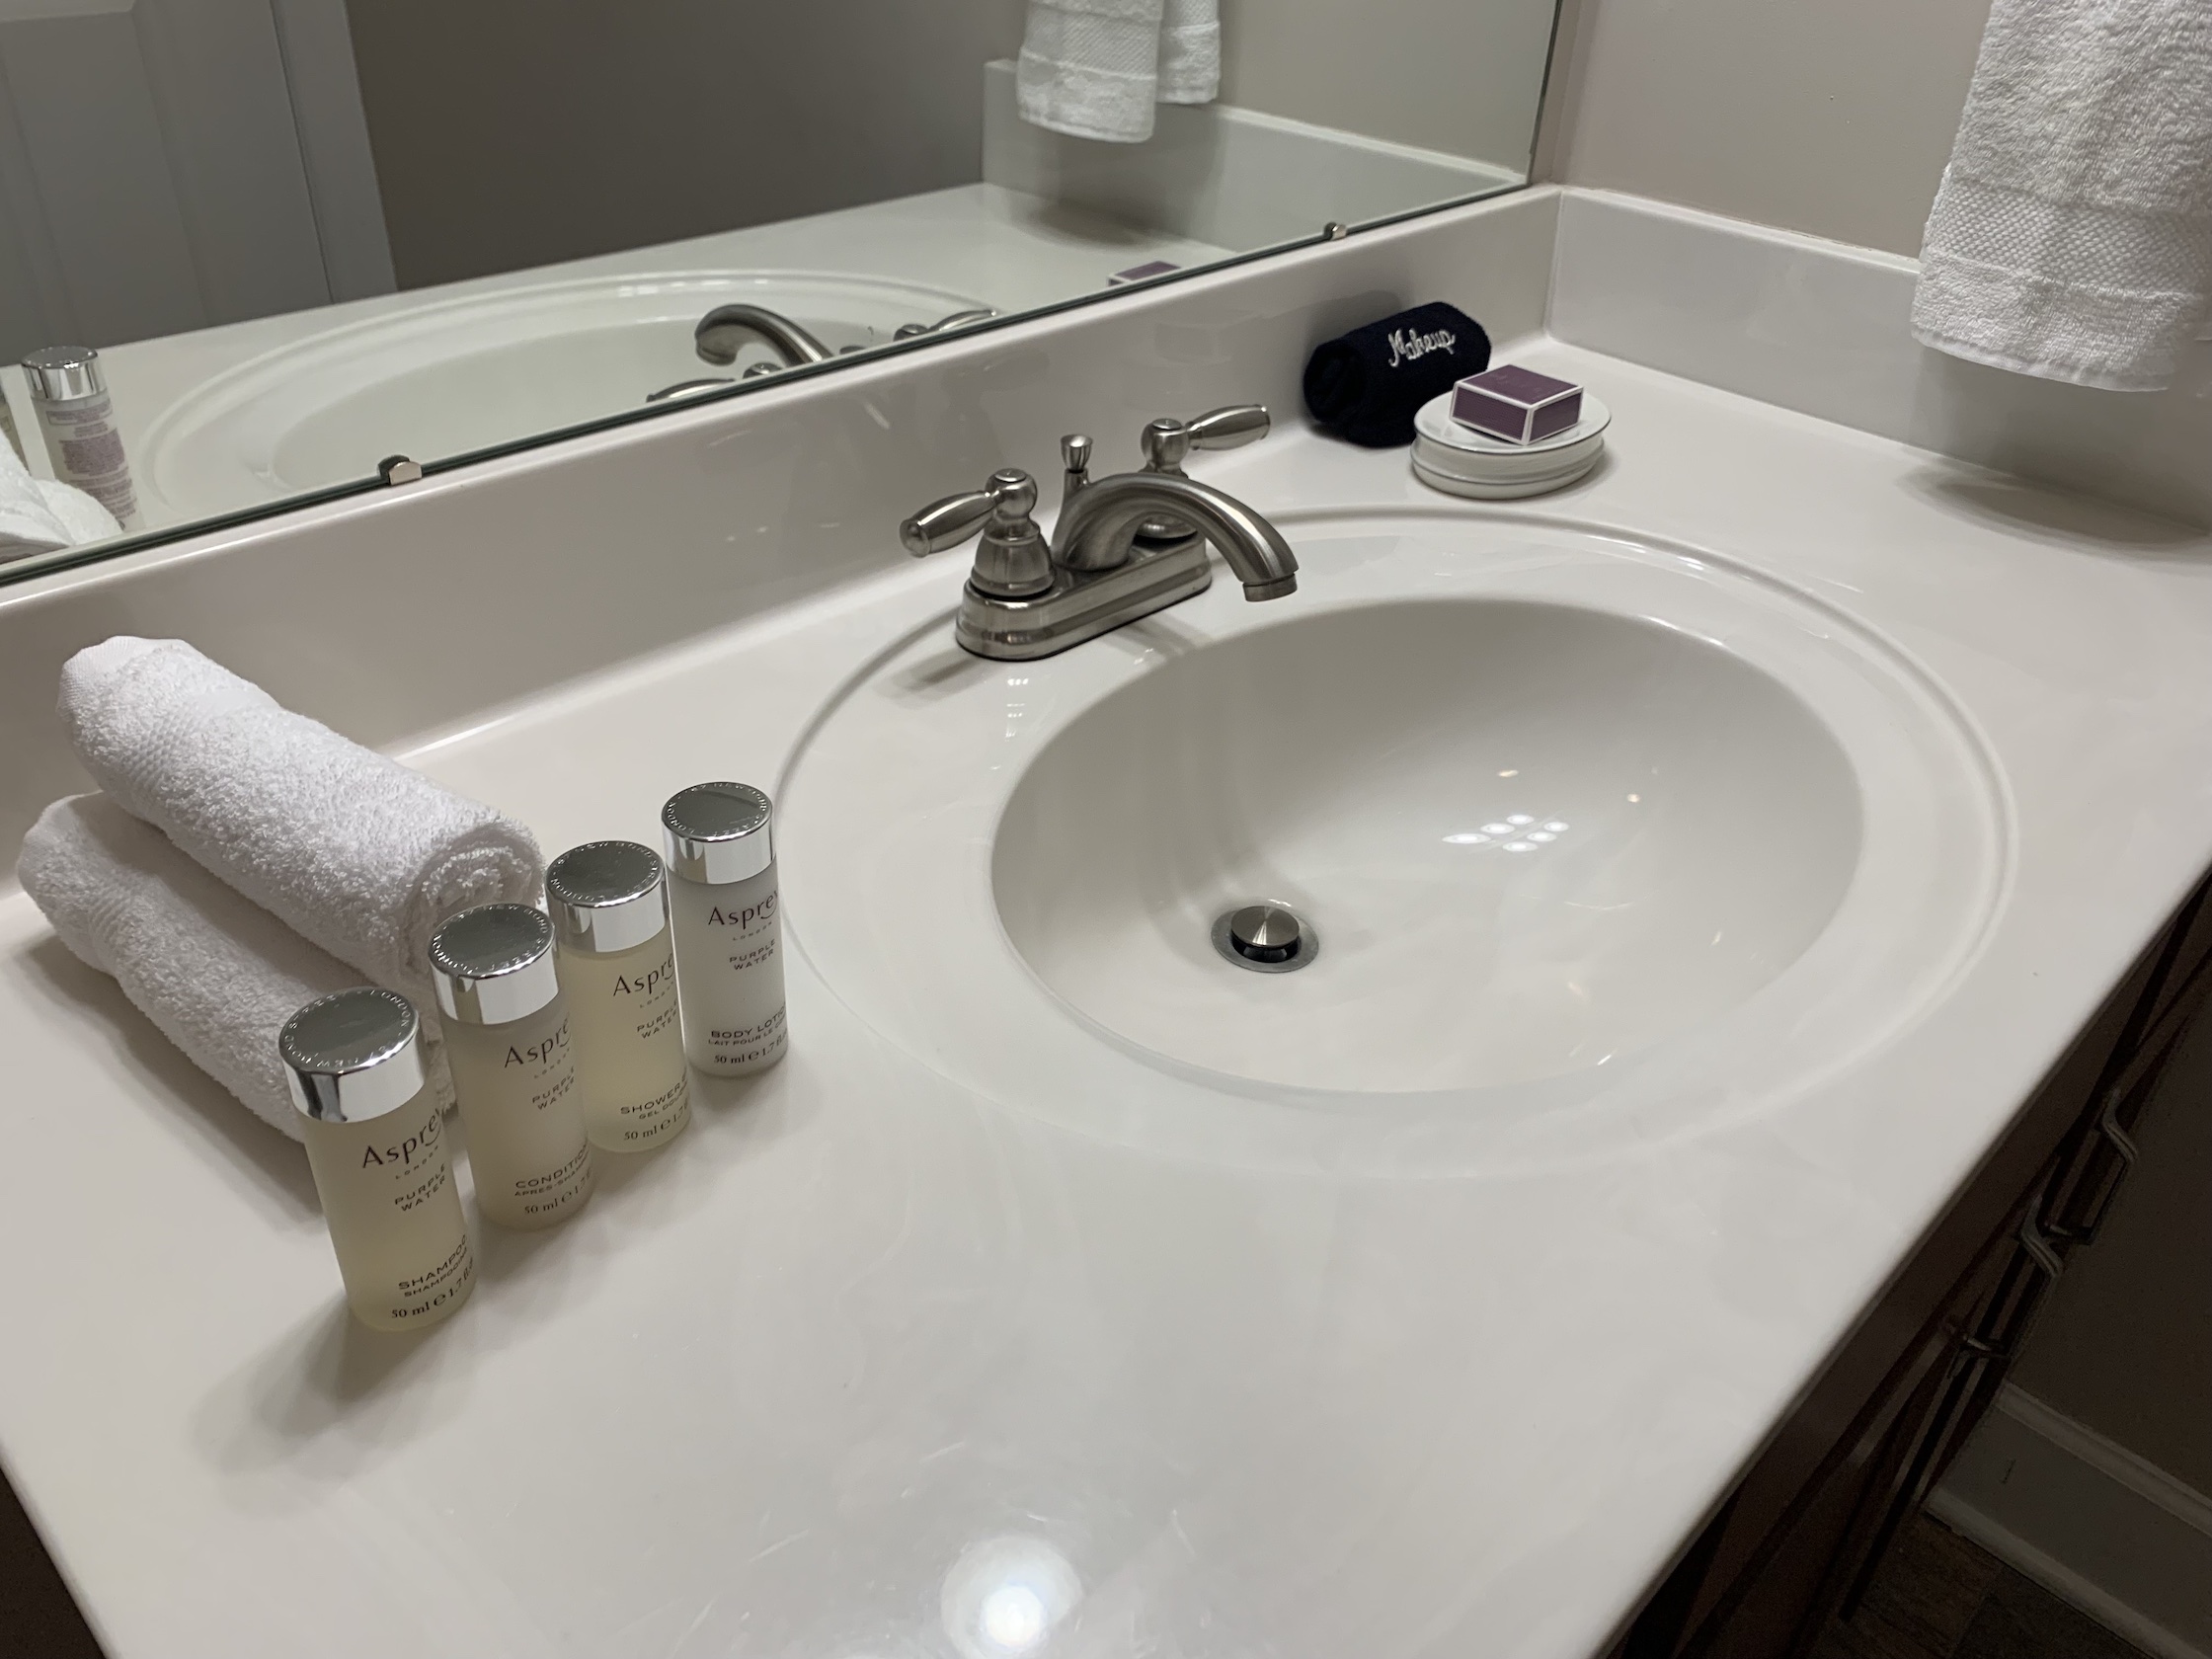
[1217,0,1557,172]
[1541,0,1992,255]
[350,0,1024,290]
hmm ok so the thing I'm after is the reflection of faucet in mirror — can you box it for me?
[892,307,999,341]
[694,303,837,371]
[648,304,1004,403]
[900,404,1298,661]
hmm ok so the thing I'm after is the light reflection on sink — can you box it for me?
[780,514,2009,1174]
[140,270,989,517]
[992,598,1863,1093]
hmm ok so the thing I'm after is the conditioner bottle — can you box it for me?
[432,904,593,1229]
[280,988,474,1331]
[546,840,690,1151]
[663,782,787,1075]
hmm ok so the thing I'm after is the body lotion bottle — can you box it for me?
[663,782,787,1075]
[547,840,690,1151]
[432,904,594,1230]
[280,988,475,1331]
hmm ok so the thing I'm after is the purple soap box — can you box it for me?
[1451,364,1583,444]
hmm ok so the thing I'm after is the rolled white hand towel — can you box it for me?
[18,794,458,1140]
[59,637,543,1032]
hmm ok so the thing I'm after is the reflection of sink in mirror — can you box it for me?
[137,273,988,518]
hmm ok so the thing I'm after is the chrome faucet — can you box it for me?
[900,404,1298,660]
[648,304,1001,403]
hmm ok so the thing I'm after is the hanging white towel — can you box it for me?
[1913,0,2212,392]
[1017,0,1220,145]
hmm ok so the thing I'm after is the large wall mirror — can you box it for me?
[0,0,1562,585]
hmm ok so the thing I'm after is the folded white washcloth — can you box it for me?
[1913,0,2212,391]
[0,433,118,563]
[59,637,543,1033]
[1017,0,1220,144]
[18,795,457,1140]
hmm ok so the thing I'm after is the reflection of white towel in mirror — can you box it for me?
[0,429,120,563]
[1017,0,1220,144]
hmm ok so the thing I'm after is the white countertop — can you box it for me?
[5,337,2212,1659]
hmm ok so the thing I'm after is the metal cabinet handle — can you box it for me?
[2055,1097,2144,1247]
[2015,1212,2065,1283]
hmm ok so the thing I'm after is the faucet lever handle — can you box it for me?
[1141,405,1271,475]
[1185,404,1271,451]
[901,489,999,557]
[893,307,1001,341]
[901,470,1053,597]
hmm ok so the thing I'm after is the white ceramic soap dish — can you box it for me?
[1410,388,1611,500]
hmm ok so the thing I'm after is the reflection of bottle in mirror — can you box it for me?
[663,782,788,1075]
[431,904,594,1230]
[22,348,135,526]
[0,377,24,468]
[546,840,691,1152]
[280,987,475,1332]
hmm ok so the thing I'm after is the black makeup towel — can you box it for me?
[1302,302,1491,447]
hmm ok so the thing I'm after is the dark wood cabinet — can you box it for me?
[1610,874,2212,1659]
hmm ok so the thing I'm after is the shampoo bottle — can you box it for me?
[431,904,593,1229]
[280,988,475,1331]
[546,840,690,1151]
[662,782,787,1075]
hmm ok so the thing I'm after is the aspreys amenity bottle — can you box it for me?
[431,904,593,1229]
[662,782,787,1075]
[546,839,690,1151]
[280,988,474,1331]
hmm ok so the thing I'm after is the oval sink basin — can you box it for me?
[140,271,989,518]
[781,514,2007,1174]
[991,597,1861,1093]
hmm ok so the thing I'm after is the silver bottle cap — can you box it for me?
[546,840,669,955]
[429,904,561,1025]
[662,782,774,885]
[22,346,105,402]
[280,988,427,1124]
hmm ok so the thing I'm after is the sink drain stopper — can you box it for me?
[1213,903,1319,974]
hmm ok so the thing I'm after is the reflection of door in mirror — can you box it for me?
[0,0,389,353]
[0,0,1558,582]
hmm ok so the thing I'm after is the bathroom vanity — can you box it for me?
[2,186,2212,1659]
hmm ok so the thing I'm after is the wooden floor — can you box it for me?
[1813,1514,2152,1659]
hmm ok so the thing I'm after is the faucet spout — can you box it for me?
[1053,473,1299,600]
